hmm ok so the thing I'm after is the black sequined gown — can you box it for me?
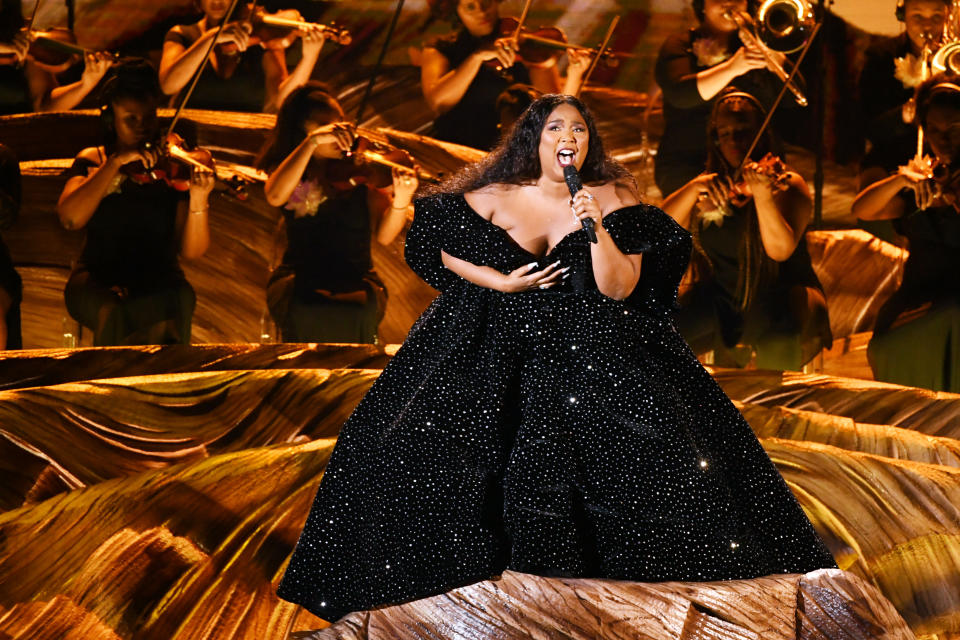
[277,193,836,621]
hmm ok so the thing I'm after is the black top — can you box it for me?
[654,29,797,193]
[0,144,20,301]
[165,23,268,112]
[277,192,836,621]
[0,65,32,115]
[279,180,375,294]
[697,200,823,302]
[65,156,187,287]
[858,33,917,172]
[874,204,960,333]
[429,28,532,151]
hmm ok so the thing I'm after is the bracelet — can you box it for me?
[390,203,411,210]
[190,208,208,216]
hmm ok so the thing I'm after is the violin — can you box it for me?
[217,3,350,57]
[120,132,250,199]
[489,16,627,70]
[324,127,437,191]
[0,27,118,74]
[726,153,792,207]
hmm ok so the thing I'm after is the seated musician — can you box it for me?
[856,0,950,241]
[158,0,327,113]
[0,143,22,349]
[57,60,214,346]
[256,82,417,344]
[0,1,112,114]
[854,74,960,392]
[662,89,830,370]
[419,0,588,150]
[654,0,801,197]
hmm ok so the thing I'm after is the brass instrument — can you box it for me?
[725,0,816,106]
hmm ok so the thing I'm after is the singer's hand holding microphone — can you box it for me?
[563,164,600,244]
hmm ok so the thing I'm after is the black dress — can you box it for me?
[277,193,836,621]
[266,182,386,343]
[868,203,960,392]
[63,156,194,346]
[429,29,532,151]
[674,200,831,370]
[164,23,269,112]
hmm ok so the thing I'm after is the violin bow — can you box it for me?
[574,15,619,98]
[354,0,404,125]
[509,0,534,47]
[732,19,821,181]
[165,0,252,139]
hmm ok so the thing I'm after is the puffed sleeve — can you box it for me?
[602,204,692,315]
[405,193,462,292]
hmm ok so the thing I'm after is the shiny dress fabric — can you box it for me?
[277,193,836,621]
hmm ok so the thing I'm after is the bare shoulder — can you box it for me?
[463,183,516,221]
[77,146,104,164]
[591,177,640,216]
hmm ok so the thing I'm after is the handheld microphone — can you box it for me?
[563,164,598,243]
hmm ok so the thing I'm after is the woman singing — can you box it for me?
[277,94,835,621]
[257,83,416,343]
[57,60,214,346]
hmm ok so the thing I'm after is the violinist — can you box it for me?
[662,89,830,369]
[158,0,328,113]
[654,0,801,197]
[856,0,949,240]
[0,144,22,349]
[0,1,112,113]
[855,75,960,392]
[256,82,416,344]
[420,0,587,150]
[56,60,214,346]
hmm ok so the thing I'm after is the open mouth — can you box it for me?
[557,149,576,167]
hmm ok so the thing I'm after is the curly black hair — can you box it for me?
[692,0,759,22]
[256,81,343,172]
[425,93,633,195]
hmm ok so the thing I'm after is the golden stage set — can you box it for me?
[1,1,959,637]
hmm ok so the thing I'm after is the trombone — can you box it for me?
[724,0,816,106]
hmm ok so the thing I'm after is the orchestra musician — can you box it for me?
[158,0,328,113]
[0,143,22,349]
[654,0,801,198]
[856,0,950,241]
[854,74,960,392]
[661,89,830,370]
[256,82,417,344]
[0,0,112,114]
[56,59,215,346]
[419,0,588,150]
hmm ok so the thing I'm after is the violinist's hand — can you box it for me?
[730,43,767,75]
[306,122,355,156]
[474,38,517,70]
[299,23,327,56]
[81,52,113,85]
[215,22,252,52]
[113,146,160,169]
[570,187,602,231]
[742,161,775,199]
[189,164,216,200]
[499,260,566,293]
[566,48,591,79]
[1,32,30,64]
[391,167,418,207]
[692,172,730,211]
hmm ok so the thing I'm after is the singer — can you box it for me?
[277,95,836,622]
